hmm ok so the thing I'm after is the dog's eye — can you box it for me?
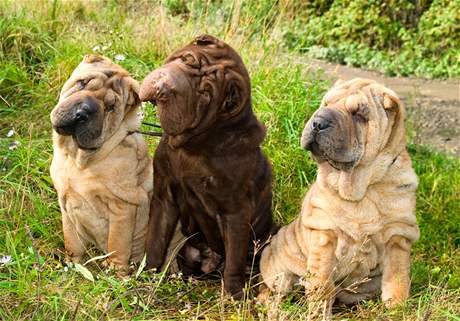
[106,103,115,112]
[76,80,86,90]
[352,104,369,122]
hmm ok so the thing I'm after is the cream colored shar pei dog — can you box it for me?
[50,55,152,272]
[260,78,419,307]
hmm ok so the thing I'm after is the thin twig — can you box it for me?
[24,223,42,317]
[70,299,81,321]
[130,130,163,137]
[142,121,162,129]
[0,94,11,107]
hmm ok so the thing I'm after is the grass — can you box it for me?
[1,1,459,320]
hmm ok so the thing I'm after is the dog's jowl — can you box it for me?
[50,55,152,273]
[259,78,419,309]
[140,35,275,298]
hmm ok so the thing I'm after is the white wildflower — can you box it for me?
[0,255,12,265]
[8,141,20,150]
[114,54,126,62]
[6,129,14,137]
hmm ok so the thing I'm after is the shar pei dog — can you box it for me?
[260,78,419,308]
[50,55,152,273]
[139,35,275,298]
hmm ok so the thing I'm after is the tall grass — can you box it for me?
[0,1,459,320]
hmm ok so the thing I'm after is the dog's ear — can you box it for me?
[222,81,242,113]
[380,87,406,155]
[123,76,141,110]
[220,79,249,118]
[83,54,112,64]
[194,34,220,47]
[382,90,400,111]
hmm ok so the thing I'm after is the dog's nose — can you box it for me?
[75,107,89,123]
[312,118,330,131]
[139,68,172,103]
[52,98,98,135]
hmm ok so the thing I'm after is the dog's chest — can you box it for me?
[333,231,383,284]
[169,150,233,195]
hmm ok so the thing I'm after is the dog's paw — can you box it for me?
[66,254,83,264]
[302,277,335,301]
[256,286,272,304]
[382,291,408,308]
[382,281,409,308]
[102,259,129,278]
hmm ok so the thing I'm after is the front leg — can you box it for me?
[382,235,411,307]
[303,229,336,320]
[145,152,180,271]
[62,212,86,263]
[107,202,137,274]
[222,212,251,299]
[145,189,180,270]
[304,229,337,299]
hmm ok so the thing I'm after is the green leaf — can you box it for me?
[135,254,147,279]
[84,251,115,266]
[74,263,94,282]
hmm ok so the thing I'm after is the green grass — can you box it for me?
[1,1,459,320]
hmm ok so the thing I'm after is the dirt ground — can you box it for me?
[302,59,460,157]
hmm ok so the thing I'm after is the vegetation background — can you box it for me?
[0,0,459,320]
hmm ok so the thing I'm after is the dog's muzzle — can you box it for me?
[52,96,99,136]
[301,108,335,151]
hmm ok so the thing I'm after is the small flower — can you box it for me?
[137,103,146,120]
[92,45,101,52]
[0,255,12,265]
[8,141,20,150]
[6,129,14,137]
[114,54,126,62]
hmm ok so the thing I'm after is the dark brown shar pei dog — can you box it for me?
[139,35,275,298]
[259,79,419,310]
[50,55,152,273]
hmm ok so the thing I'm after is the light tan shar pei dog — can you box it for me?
[50,55,152,273]
[260,78,419,308]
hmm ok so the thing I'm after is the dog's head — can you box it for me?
[50,55,140,150]
[139,35,250,143]
[301,78,405,171]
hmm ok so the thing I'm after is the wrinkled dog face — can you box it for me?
[301,78,402,171]
[51,55,139,150]
[139,35,250,138]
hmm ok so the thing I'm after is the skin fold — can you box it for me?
[259,78,419,309]
[50,55,152,272]
[140,35,276,298]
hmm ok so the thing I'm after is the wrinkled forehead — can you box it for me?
[72,58,127,80]
[321,79,388,112]
[166,41,245,72]
[60,59,128,96]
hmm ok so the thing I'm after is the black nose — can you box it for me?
[53,100,97,135]
[75,108,89,123]
[312,118,330,131]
